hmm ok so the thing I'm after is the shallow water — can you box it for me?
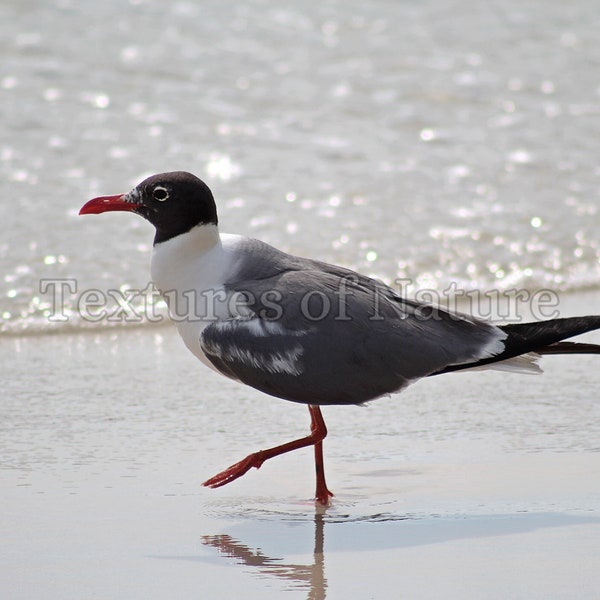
[2,322,600,599]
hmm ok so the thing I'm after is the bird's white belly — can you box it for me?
[150,227,246,374]
[167,284,238,373]
[174,318,219,371]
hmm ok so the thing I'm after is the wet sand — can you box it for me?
[2,292,600,599]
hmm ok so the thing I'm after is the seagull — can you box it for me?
[80,171,600,505]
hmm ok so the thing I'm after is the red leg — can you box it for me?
[203,405,334,505]
[309,406,334,505]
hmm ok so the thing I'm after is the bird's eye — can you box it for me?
[153,186,169,202]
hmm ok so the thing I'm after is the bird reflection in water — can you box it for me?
[202,511,327,600]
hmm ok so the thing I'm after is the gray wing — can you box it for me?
[200,253,506,405]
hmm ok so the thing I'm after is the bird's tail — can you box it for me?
[435,315,600,375]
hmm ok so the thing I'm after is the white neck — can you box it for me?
[150,224,222,290]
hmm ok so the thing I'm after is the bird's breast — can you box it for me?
[150,227,249,370]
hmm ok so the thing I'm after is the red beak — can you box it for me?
[79,194,137,215]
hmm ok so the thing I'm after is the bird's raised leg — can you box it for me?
[203,405,334,505]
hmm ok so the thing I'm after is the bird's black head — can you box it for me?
[80,171,218,245]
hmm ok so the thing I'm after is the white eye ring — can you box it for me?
[153,186,169,201]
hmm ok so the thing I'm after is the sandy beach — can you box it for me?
[2,291,599,599]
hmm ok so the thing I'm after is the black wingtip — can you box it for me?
[536,341,600,355]
[432,315,600,375]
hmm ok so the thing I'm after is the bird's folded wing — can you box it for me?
[199,267,507,405]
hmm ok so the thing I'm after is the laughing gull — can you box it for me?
[80,171,600,504]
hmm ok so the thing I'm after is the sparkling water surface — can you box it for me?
[1,0,599,334]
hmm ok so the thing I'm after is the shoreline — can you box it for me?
[2,287,599,339]
[2,288,599,599]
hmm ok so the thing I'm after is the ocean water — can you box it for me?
[1,0,599,335]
